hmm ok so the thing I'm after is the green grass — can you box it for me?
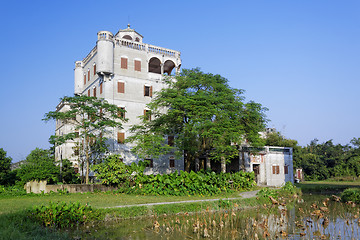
[296,181,360,194]
[0,190,243,215]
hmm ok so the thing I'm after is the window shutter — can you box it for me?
[170,159,175,168]
[93,64,96,75]
[117,132,125,144]
[272,166,275,174]
[88,89,90,97]
[121,58,128,69]
[100,83,103,94]
[134,60,141,71]
[118,82,125,93]
[93,87,96,97]
[168,136,174,146]
[88,70,90,81]
[284,165,288,174]
[83,75,86,85]
[150,86,153,97]
[276,166,280,174]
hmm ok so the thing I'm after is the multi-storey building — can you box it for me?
[55,25,183,174]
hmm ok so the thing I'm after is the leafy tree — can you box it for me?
[128,68,267,172]
[60,159,80,184]
[17,148,59,184]
[0,148,12,185]
[264,131,298,148]
[43,95,126,184]
[92,155,148,186]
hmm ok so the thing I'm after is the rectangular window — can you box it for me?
[88,89,90,97]
[118,82,125,93]
[117,132,125,144]
[118,107,125,119]
[284,165,289,174]
[144,86,152,97]
[144,109,151,121]
[84,74,86,85]
[168,136,174,146]
[169,159,175,168]
[100,83,103,94]
[121,58,128,69]
[146,159,153,168]
[134,60,141,71]
[93,87,96,97]
[88,70,90,81]
[272,165,280,175]
[93,64,96,75]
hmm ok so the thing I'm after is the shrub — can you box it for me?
[341,188,360,204]
[124,170,255,196]
[29,201,100,228]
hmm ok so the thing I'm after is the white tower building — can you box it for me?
[55,25,182,174]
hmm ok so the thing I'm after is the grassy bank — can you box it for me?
[0,190,245,215]
[0,190,262,240]
[296,181,360,194]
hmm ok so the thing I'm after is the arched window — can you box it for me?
[163,60,175,75]
[135,37,140,42]
[148,57,161,74]
[122,35,132,40]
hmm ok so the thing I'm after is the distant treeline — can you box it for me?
[265,132,360,181]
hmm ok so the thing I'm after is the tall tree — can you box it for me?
[128,68,267,172]
[43,95,126,184]
[0,148,12,185]
[17,148,59,184]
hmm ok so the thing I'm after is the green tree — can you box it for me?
[17,148,59,184]
[0,148,12,185]
[43,95,126,184]
[128,68,267,172]
[264,131,298,148]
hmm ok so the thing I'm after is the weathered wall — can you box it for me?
[25,181,116,194]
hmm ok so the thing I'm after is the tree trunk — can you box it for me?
[195,157,199,172]
[221,156,226,173]
[206,156,211,170]
[85,149,89,184]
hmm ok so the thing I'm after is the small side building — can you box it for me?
[241,146,294,187]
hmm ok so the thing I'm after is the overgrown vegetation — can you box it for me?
[341,188,360,204]
[257,182,301,203]
[29,201,100,228]
[93,155,255,196]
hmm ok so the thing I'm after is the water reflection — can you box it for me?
[70,194,360,239]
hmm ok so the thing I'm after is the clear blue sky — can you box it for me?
[1,0,359,162]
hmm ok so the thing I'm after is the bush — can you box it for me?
[0,185,27,196]
[29,201,100,228]
[341,188,360,204]
[122,170,255,196]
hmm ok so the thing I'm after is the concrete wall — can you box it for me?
[25,181,116,194]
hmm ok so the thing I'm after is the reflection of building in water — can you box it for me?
[240,146,294,186]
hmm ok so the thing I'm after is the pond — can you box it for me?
[69,194,360,239]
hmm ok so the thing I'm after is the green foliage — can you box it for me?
[60,159,80,184]
[92,155,131,186]
[92,154,148,186]
[17,148,59,184]
[0,148,12,185]
[294,138,360,181]
[341,188,360,204]
[43,95,127,184]
[30,201,100,228]
[256,188,279,199]
[264,131,298,148]
[0,185,27,196]
[128,68,267,171]
[118,170,255,196]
